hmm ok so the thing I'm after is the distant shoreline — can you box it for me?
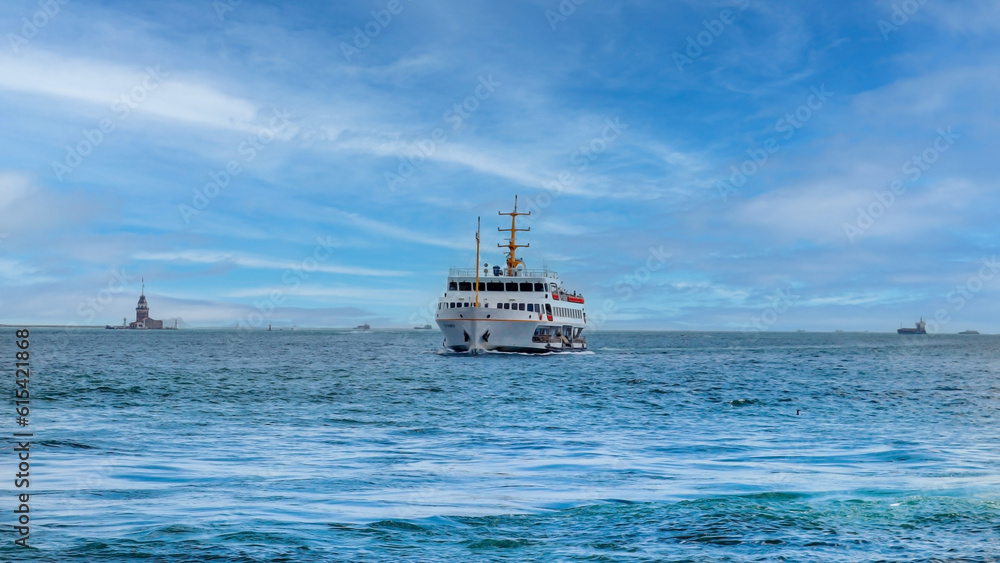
[0,325,989,334]
[0,324,107,329]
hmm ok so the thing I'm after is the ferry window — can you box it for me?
[486,282,503,291]
[448,282,457,290]
[519,282,533,292]
[534,283,544,292]
[458,281,472,291]
[505,282,518,291]
[519,303,525,311]
[477,282,485,291]
[527,304,533,312]
[450,302,456,308]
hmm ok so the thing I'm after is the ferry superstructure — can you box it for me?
[435,197,587,353]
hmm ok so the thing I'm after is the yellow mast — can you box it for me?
[498,195,530,276]
[474,216,481,307]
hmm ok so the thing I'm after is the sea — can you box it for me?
[3,328,1000,562]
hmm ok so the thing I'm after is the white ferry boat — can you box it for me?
[435,197,588,353]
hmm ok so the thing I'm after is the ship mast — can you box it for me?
[498,195,530,276]
[474,216,481,307]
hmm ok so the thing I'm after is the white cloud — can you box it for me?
[0,172,34,210]
[322,208,469,250]
[224,285,427,306]
[0,50,261,132]
[922,0,1000,34]
[132,250,409,277]
[726,160,988,245]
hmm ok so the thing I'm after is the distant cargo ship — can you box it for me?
[897,318,926,335]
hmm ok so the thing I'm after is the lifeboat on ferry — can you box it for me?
[567,296,584,304]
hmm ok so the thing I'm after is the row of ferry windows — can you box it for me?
[553,307,583,319]
[439,302,583,319]
[449,281,549,292]
[441,302,543,311]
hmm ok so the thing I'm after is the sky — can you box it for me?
[0,0,998,332]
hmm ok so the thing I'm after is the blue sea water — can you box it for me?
[3,328,1000,561]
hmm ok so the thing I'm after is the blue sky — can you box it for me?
[1,0,998,332]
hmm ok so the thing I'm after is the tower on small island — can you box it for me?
[129,279,164,329]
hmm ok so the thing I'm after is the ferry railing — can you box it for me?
[448,268,559,279]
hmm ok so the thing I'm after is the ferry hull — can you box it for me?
[436,310,586,353]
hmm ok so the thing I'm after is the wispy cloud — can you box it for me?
[132,250,410,277]
[321,208,469,250]
[0,50,261,131]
